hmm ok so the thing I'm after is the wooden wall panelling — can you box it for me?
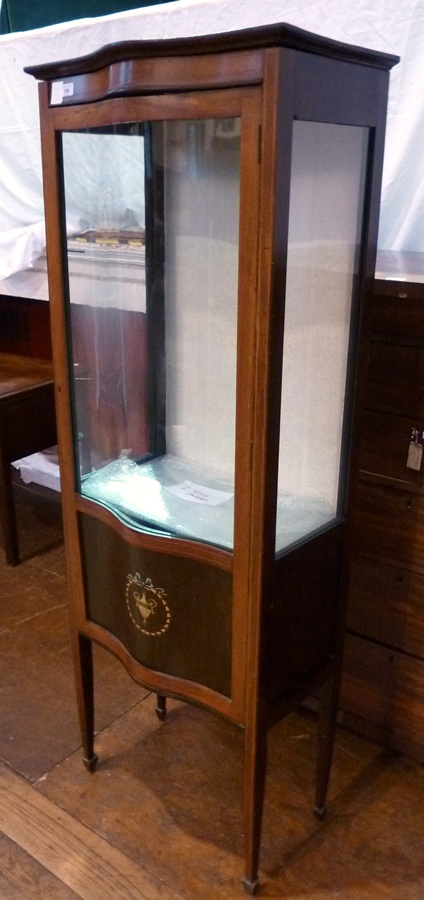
[341,274,424,761]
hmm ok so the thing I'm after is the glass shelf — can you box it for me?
[82,452,334,552]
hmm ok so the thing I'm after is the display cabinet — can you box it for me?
[26,25,398,892]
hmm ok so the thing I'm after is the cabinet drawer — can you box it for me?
[366,338,424,416]
[359,409,424,487]
[354,482,424,573]
[341,633,424,762]
[348,557,424,657]
[341,633,396,730]
[369,287,424,339]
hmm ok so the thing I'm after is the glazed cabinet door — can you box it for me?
[46,88,261,719]
[62,115,240,546]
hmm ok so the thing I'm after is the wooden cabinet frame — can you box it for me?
[26,24,398,892]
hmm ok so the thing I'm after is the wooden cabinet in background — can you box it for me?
[341,260,424,761]
[0,295,52,359]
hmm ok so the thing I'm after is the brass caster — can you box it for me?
[155,695,167,721]
[314,803,328,819]
[83,752,99,772]
[242,876,259,895]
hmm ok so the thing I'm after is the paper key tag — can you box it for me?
[407,441,423,471]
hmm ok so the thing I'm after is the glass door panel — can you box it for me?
[276,121,369,554]
[60,117,240,550]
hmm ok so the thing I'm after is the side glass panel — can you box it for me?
[60,119,240,550]
[276,121,369,554]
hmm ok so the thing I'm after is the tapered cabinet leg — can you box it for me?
[243,730,268,895]
[72,632,98,772]
[314,671,340,817]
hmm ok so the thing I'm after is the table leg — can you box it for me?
[0,446,20,565]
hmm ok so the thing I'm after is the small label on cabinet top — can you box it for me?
[50,81,74,105]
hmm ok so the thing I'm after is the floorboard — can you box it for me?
[0,834,80,899]
[0,764,182,900]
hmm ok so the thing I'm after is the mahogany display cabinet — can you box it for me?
[26,24,398,892]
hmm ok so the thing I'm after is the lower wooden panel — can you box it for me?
[341,633,424,762]
[79,512,232,698]
[265,524,344,703]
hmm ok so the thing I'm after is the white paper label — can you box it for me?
[166,480,233,506]
[51,81,74,105]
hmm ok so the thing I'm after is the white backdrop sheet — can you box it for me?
[0,0,418,298]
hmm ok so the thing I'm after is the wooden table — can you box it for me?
[0,353,57,565]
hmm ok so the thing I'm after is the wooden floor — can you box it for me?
[1,486,424,898]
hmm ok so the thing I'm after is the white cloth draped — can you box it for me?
[0,0,416,297]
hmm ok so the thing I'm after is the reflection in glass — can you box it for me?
[276,122,368,554]
[61,119,240,549]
